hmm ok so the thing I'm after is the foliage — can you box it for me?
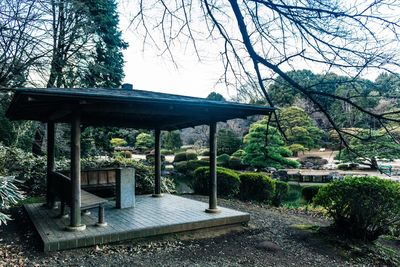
[174,159,209,176]
[278,107,323,149]
[110,137,127,147]
[239,173,275,202]
[193,167,240,197]
[242,118,300,169]
[0,145,47,195]
[314,176,400,241]
[272,180,289,207]
[232,149,246,158]
[162,131,182,151]
[338,129,400,169]
[216,153,230,167]
[160,149,174,155]
[135,132,154,152]
[301,185,323,203]
[217,128,242,155]
[228,156,246,170]
[288,144,306,157]
[206,92,225,101]
[173,151,198,163]
[0,176,24,225]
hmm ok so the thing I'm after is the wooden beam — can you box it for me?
[65,114,86,231]
[46,122,56,208]
[152,129,162,197]
[205,122,220,213]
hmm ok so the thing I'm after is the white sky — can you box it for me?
[119,8,228,98]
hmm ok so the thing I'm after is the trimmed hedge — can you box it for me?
[314,176,400,241]
[174,159,209,175]
[239,173,275,202]
[193,167,240,197]
[301,185,323,203]
[173,151,198,162]
[228,156,246,170]
[272,180,289,206]
[217,153,230,167]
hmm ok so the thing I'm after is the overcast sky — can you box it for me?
[119,5,228,98]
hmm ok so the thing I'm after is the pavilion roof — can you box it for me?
[6,87,274,130]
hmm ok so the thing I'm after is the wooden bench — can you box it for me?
[50,172,108,227]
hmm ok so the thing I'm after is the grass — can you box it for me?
[15,196,45,207]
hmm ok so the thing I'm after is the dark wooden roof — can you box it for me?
[6,87,274,130]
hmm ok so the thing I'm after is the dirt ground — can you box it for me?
[0,195,398,267]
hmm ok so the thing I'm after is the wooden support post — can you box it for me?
[152,128,162,197]
[46,122,56,208]
[206,122,220,213]
[96,205,107,227]
[66,115,86,231]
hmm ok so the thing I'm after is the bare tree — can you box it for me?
[129,0,400,165]
[0,0,47,88]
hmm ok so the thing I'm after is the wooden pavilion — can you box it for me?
[6,86,274,250]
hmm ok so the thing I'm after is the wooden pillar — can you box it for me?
[152,129,162,197]
[66,115,86,231]
[205,122,220,213]
[46,122,56,208]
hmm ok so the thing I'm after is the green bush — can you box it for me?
[193,167,240,197]
[174,159,209,176]
[272,180,289,206]
[314,176,400,241]
[301,185,322,203]
[160,149,173,155]
[232,149,246,158]
[239,173,275,202]
[200,149,210,156]
[228,156,246,170]
[0,145,47,195]
[217,153,230,167]
[173,151,198,162]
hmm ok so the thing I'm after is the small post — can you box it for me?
[152,128,162,197]
[46,122,56,208]
[65,114,86,231]
[96,205,107,227]
[205,122,220,213]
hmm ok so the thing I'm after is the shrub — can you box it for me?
[272,180,289,206]
[239,173,275,202]
[0,176,24,225]
[232,149,246,158]
[228,156,246,170]
[200,149,210,156]
[173,151,198,163]
[193,167,240,197]
[217,128,242,155]
[217,153,230,167]
[0,145,47,195]
[301,185,322,203]
[110,137,127,147]
[174,160,209,176]
[314,176,400,241]
[135,133,154,152]
[160,149,173,155]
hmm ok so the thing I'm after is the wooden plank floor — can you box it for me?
[25,194,250,252]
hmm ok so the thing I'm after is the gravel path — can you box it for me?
[0,195,397,266]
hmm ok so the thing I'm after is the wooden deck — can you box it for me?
[25,194,250,252]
